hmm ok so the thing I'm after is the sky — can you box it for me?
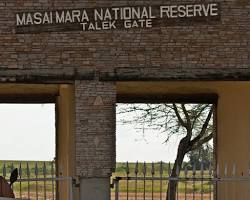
[116,104,183,162]
[0,104,55,161]
[116,123,181,162]
[0,104,181,162]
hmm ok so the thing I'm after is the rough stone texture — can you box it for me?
[80,178,110,200]
[0,0,250,177]
[0,0,249,76]
[75,80,116,177]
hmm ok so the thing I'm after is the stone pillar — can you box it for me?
[75,80,116,200]
[79,178,110,200]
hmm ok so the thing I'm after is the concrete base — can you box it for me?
[80,177,110,200]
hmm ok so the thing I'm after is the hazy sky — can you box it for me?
[116,123,181,162]
[0,104,55,161]
[0,104,180,162]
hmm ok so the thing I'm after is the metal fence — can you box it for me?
[0,161,74,200]
[111,162,250,200]
[2,161,250,200]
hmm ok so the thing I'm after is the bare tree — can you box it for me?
[117,103,214,200]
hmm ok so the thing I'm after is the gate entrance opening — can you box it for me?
[116,100,215,200]
[116,81,250,200]
[0,103,56,199]
[0,84,75,200]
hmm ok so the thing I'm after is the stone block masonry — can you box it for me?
[0,0,249,76]
[75,80,116,177]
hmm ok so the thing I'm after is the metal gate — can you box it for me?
[111,162,250,200]
[0,161,74,200]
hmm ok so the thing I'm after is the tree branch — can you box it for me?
[181,104,192,132]
[190,105,214,146]
[189,133,213,151]
[191,104,210,129]
[172,104,187,128]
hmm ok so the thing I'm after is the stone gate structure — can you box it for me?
[1,0,250,199]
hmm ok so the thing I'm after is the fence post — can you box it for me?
[69,177,74,200]
[114,178,119,200]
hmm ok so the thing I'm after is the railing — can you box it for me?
[14,176,74,200]
[111,162,250,200]
[0,161,74,200]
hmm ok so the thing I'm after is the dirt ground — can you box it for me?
[15,192,214,200]
[111,193,214,200]
[14,192,54,200]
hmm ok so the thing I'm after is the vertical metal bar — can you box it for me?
[2,163,6,196]
[115,178,119,200]
[168,162,171,200]
[43,162,47,200]
[216,163,220,200]
[2,163,6,195]
[159,161,163,200]
[51,161,55,200]
[209,163,212,200]
[135,161,138,200]
[69,177,73,200]
[3,163,6,178]
[176,178,179,200]
[201,161,204,200]
[11,163,14,192]
[27,162,30,200]
[126,162,129,200]
[11,163,14,173]
[247,163,250,200]
[224,163,228,200]
[19,163,22,198]
[232,163,236,200]
[184,166,188,200]
[35,162,39,200]
[143,162,146,200]
[192,164,196,200]
[176,164,179,200]
[151,162,155,200]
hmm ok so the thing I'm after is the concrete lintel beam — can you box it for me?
[100,67,250,81]
[0,68,95,83]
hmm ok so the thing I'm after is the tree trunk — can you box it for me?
[166,138,189,200]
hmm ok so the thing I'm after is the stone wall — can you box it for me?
[1,0,249,76]
[75,80,116,177]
